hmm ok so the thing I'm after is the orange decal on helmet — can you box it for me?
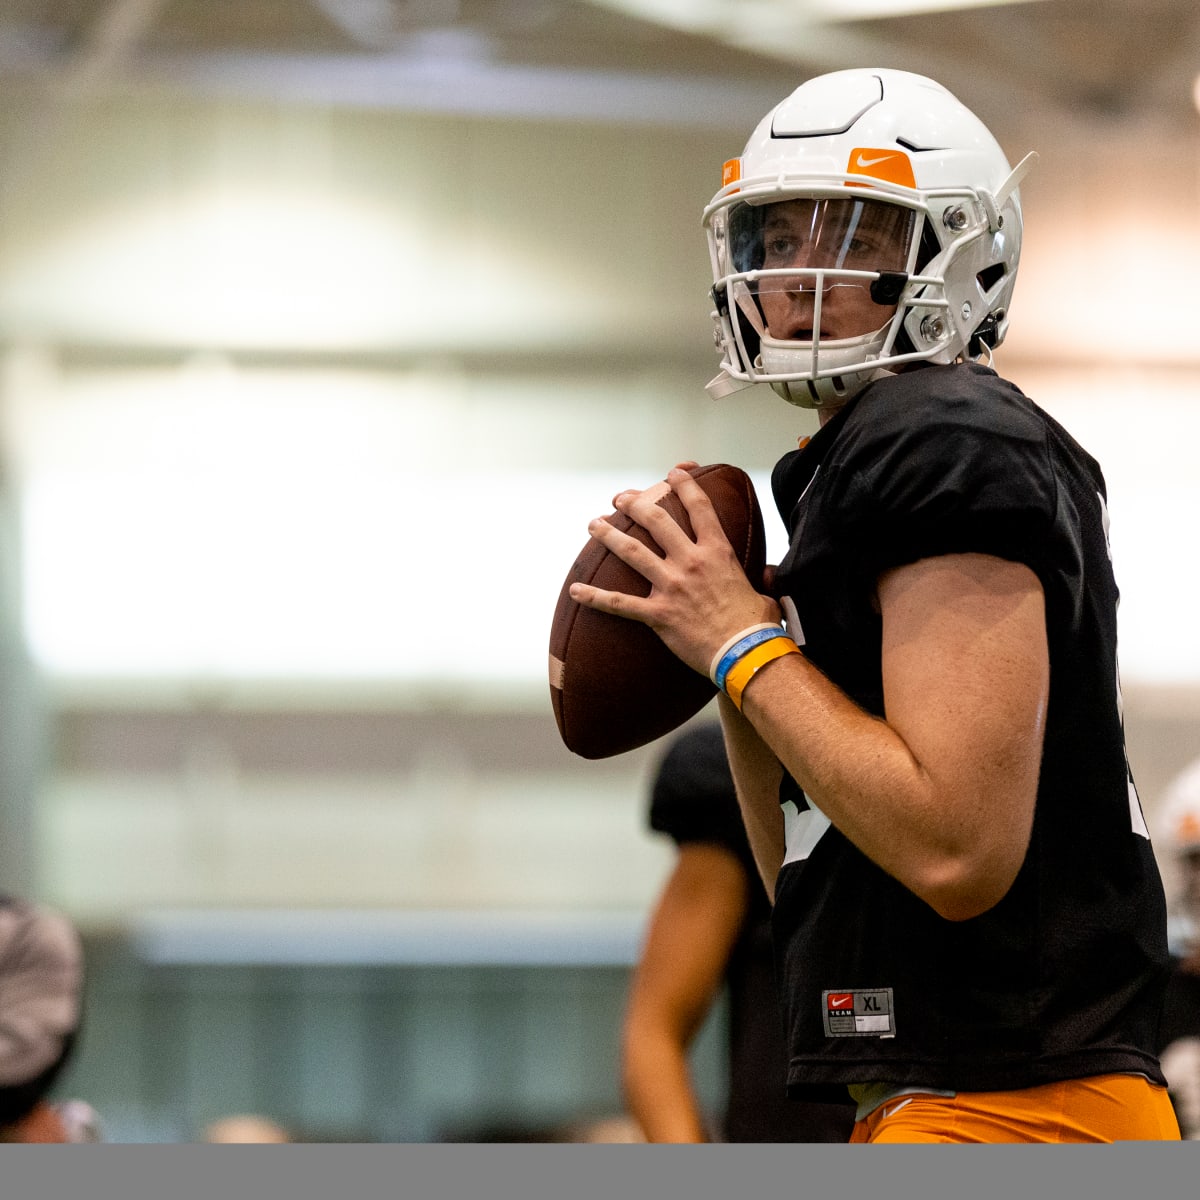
[846,148,916,188]
[722,158,742,189]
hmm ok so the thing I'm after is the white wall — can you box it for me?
[1,95,1198,925]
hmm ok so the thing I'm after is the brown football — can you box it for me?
[549,463,767,759]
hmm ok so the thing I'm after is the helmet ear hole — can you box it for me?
[977,262,1006,294]
[916,221,942,272]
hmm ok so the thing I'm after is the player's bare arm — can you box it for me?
[622,842,749,1142]
[718,701,786,897]
[741,552,1047,921]
[572,466,1048,922]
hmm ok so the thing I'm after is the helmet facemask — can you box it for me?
[705,189,969,410]
[711,194,939,408]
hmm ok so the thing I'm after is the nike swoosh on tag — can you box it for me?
[882,1098,915,1120]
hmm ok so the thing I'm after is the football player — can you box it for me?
[571,68,1177,1142]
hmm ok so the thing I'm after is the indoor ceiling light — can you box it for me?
[590,0,1048,24]
[810,0,1045,16]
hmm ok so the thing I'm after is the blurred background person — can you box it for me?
[0,897,99,1143]
[1157,758,1200,1138]
[622,723,853,1142]
[1161,758,1200,966]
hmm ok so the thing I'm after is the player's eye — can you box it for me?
[764,236,797,262]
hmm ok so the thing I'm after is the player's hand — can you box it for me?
[569,465,779,676]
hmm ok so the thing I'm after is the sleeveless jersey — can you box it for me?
[768,362,1169,1099]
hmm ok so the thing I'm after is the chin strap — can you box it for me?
[707,363,896,408]
[705,369,755,400]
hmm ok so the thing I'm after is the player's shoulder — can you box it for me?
[829,362,1049,487]
[814,362,1066,543]
[848,361,1043,446]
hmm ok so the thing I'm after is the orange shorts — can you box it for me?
[849,1073,1180,1143]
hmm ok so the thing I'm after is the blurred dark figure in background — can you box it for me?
[1157,759,1200,1138]
[0,896,99,1142]
[622,723,852,1142]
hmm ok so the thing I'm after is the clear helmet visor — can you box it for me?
[725,197,916,344]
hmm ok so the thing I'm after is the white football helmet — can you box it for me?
[704,68,1037,409]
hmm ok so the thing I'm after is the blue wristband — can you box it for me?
[713,626,790,693]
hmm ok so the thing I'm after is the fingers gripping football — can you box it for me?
[570,467,776,677]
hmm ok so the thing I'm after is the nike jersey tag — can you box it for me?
[822,987,896,1038]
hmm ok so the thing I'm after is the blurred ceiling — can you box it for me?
[0,0,1196,141]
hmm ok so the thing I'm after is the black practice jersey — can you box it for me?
[768,362,1169,1099]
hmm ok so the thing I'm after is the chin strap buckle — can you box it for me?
[968,310,1004,358]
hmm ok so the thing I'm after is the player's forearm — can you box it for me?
[621,1030,709,1143]
[718,695,785,897]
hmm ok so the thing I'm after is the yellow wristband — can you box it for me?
[723,636,800,710]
